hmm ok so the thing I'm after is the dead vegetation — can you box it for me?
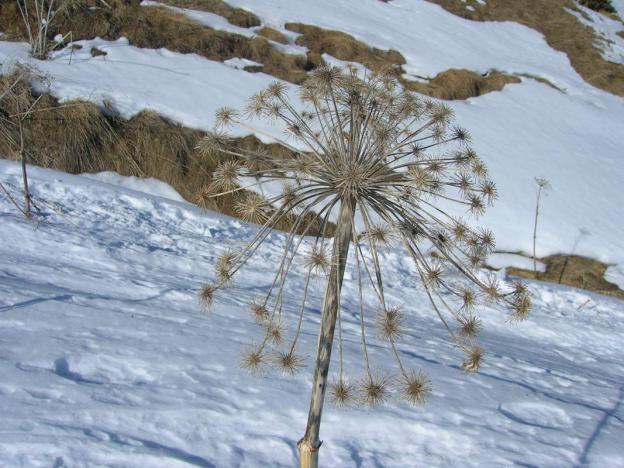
[406,69,521,100]
[0,73,330,234]
[507,255,624,299]
[285,22,406,71]
[256,27,288,44]
[424,0,624,96]
[156,0,261,27]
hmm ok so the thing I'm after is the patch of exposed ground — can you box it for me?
[505,254,624,299]
[424,0,624,96]
[0,74,329,235]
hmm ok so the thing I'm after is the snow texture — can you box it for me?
[1,160,623,466]
[1,0,622,271]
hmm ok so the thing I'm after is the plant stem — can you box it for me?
[298,198,356,468]
[532,186,542,278]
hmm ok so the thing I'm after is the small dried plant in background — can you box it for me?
[533,177,551,277]
[198,65,530,466]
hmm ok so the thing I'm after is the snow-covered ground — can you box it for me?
[1,0,623,269]
[1,161,623,467]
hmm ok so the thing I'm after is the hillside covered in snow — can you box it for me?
[1,0,624,466]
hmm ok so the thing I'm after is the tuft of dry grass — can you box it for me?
[156,0,261,27]
[424,0,624,96]
[256,27,289,44]
[285,22,406,72]
[405,69,521,100]
[507,255,624,299]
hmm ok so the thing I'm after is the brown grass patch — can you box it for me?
[256,27,288,44]
[156,0,261,27]
[405,69,520,100]
[507,255,624,299]
[425,0,624,96]
[285,22,406,72]
[0,74,331,235]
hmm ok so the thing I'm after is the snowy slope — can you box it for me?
[1,0,623,269]
[1,160,623,467]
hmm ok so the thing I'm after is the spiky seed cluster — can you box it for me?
[275,351,305,374]
[241,347,265,373]
[199,65,530,405]
[330,378,355,406]
[360,374,391,407]
[234,192,270,225]
[376,306,405,342]
[401,371,432,406]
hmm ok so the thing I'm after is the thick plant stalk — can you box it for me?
[17,99,32,219]
[298,198,356,468]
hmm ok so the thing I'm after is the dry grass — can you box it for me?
[405,69,521,100]
[256,27,288,44]
[156,0,261,27]
[424,0,624,96]
[285,22,406,72]
[0,74,330,235]
[507,255,624,299]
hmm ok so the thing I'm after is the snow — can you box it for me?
[223,57,263,70]
[141,1,256,38]
[610,0,624,18]
[487,253,546,273]
[81,172,187,203]
[224,0,586,88]
[568,3,624,65]
[605,264,624,289]
[1,160,623,466]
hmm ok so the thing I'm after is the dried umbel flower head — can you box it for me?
[240,347,265,373]
[330,378,355,406]
[275,351,305,375]
[401,371,432,406]
[462,346,484,373]
[199,66,529,412]
[359,374,392,407]
[199,283,216,311]
[250,300,269,323]
[376,306,406,342]
[234,192,270,225]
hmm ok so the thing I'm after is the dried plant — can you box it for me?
[533,177,551,277]
[197,65,530,467]
[16,0,70,59]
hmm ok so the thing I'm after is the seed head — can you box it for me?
[359,374,392,406]
[330,378,355,407]
[274,351,304,374]
[199,283,216,311]
[401,371,432,406]
[376,306,406,341]
[462,346,484,373]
